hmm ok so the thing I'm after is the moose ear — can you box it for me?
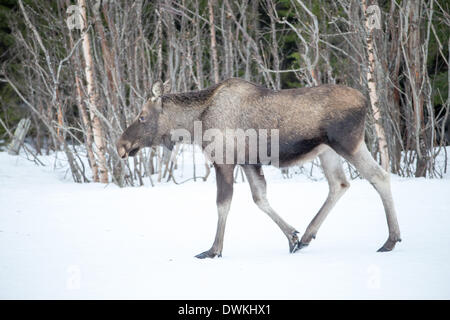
[152,80,163,98]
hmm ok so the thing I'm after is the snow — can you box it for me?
[1,147,450,299]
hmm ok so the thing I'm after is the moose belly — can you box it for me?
[278,138,330,168]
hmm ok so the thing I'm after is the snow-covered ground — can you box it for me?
[1,147,450,299]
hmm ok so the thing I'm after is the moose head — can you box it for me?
[116,80,172,159]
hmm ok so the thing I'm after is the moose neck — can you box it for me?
[163,86,218,134]
[171,104,206,134]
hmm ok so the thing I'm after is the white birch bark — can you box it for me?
[78,0,109,183]
[362,0,390,172]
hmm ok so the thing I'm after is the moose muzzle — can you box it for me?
[116,139,140,159]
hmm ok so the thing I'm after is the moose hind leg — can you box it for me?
[299,148,350,249]
[243,165,301,253]
[344,143,401,252]
[196,164,234,259]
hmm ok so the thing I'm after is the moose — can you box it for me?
[117,78,401,259]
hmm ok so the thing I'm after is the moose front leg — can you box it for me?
[243,165,301,253]
[195,164,234,259]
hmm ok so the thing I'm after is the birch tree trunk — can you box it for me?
[266,0,281,89]
[65,0,99,181]
[208,0,220,84]
[362,0,390,172]
[194,0,204,89]
[407,1,428,177]
[79,0,109,183]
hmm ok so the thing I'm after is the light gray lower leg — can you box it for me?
[196,165,234,259]
[300,149,350,248]
[208,200,231,257]
[243,165,300,253]
[346,143,401,252]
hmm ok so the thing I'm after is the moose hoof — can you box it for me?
[289,231,301,253]
[297,242,310,251]
[195,250,221,259]
[289,241,300,253]
[295,233,315,252]
[377,237,401,252]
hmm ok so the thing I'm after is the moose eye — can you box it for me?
[139,116,145,122]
